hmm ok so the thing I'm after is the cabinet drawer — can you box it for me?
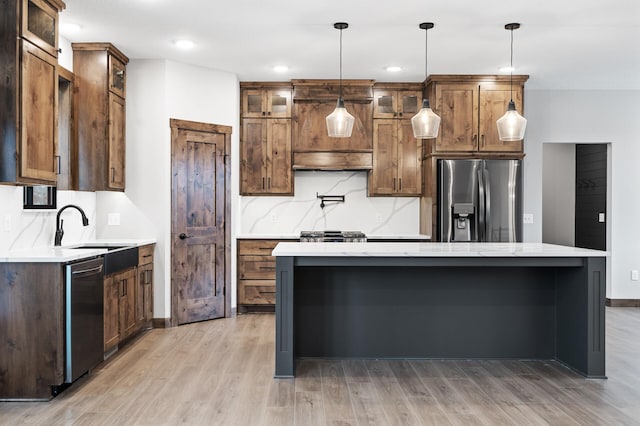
[138,244,154,265]
[238,240,280,255]
[238,280,276,305]
[238,256,276,280]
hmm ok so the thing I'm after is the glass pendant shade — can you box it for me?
[411,99,441,139]
[411,22,440,139]
[326,98,355,138]
[496,100,527,141]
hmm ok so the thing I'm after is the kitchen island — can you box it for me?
[273,242,607,379]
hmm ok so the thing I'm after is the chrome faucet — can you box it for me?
[54,205,89,246]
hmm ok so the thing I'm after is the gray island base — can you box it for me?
[273,243,606,379]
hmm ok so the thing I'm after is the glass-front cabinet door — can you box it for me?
[243,89,291,118]
[398,91,421,117]
[109,55,126,98]
[267,90,291,118]
[21,0,60,58]
[373,90,397,119]
[374,90,422,119]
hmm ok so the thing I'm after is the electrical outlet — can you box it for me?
[523,213,534,224]
[632,270,639,281]
[598,213,605,223]
[270,213,278,222]
[107,213,120,226]
[376,214,384,223]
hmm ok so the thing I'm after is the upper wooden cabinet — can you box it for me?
[373,87,422,119]
[426,75,528,154]
[241,118,292,195]
[240,83,293,195]
[73,43,129,191]
[242,87,292,118]
[370,119,422,196]
[56,66,76,190]
[0,0,65,185]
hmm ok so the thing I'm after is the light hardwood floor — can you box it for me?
[1,308,640,425]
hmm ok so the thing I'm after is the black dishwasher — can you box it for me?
[65,256,105,383]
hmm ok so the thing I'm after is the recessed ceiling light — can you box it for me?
[273,65,289,73]
[174,39,195,49]
[385,66,402,73]
[500,66,514,73]
[60,23,81,34]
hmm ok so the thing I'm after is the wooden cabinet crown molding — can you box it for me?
[292,79,374,103]
[71,42,129,65]
[426,74,529,85]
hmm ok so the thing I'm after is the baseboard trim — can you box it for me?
[152,318,172,328]
[606,298,640,307]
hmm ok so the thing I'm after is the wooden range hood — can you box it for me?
[292,79,374,171]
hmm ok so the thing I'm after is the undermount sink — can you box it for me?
[69,245,128,251]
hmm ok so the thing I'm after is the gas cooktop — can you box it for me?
[299,230,367,242]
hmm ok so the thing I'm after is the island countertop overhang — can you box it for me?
[272,242,608,258]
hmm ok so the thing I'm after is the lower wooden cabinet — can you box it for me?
[104,244,155,353]
[103,274,120,352]
[104,266,137,352]
[237,239,293,312]
[137,244,154,329]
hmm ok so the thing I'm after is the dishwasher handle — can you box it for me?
[72,264,104,276]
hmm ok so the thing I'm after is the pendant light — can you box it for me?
[326,22,355,138]
[496,23,527,141]
[411,22,441,139]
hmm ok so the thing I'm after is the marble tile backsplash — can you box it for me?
[239,171,420,236]
[0,186,97,251]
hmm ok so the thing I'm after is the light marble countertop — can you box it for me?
[272,242,608,258]
[236,234,431,240]
[0,239,156,263]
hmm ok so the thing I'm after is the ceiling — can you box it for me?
[59,0,640,90]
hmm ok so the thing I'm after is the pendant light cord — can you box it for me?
[339,27,343,99]
[509,26,514,102]
[425,25,428,80]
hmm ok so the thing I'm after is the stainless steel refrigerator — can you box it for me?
[438,159,523,242]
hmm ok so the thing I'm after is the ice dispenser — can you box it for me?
[451,203,475,241]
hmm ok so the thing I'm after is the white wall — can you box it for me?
[97,59,239,318]
[542,144,575,246]
[524,89,640,299]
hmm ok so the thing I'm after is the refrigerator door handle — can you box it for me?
[484,168,492,242]
[477,169,485,242]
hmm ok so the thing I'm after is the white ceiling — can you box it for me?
[60,0,640,90]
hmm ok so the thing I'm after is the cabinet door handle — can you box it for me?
[111,167,116,182]
[481,134,485,147]
[398,112,403,117]
[393,178,396,190]
[179,233,192,240]
[262,111,266,116]
[267,111,271,116]
[399,178,402,191]
[56,155,61,174]
[267,177,271,189]
[473,134,478,148]
[262,177,265,189]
